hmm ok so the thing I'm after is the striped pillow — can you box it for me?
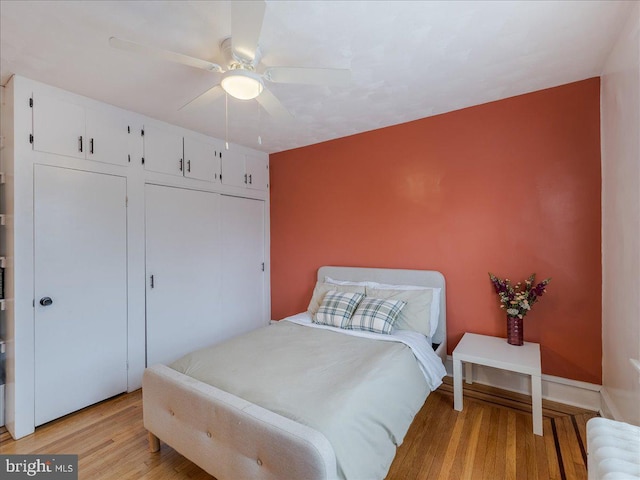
[347,297,406,334]
[314,290,365,328]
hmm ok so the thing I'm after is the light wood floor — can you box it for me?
[0,377,597,480]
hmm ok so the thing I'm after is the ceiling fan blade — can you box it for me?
[264,67,351,86]
[231,0,266,63]
[109,37,222,72]
[179,85,224,111]
[255,88,293,122]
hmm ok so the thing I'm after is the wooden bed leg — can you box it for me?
[148,431,161,453]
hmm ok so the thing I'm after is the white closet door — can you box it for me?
[145,184,222,366]
[220,195,266,337]
[34,165,127,426]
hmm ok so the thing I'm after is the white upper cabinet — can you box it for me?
[246,155,269,191]
[32,94,86,160]
[221,149,247,188]
[144,127,223,182]
[85,108,131,166]
[221,151,268,191]
[183,136,222,182]
[143,125,184,176]
[32,93,133,166]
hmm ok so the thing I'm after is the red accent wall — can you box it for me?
[270,78,602,384]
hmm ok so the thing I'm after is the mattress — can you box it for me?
[170,314,446,480]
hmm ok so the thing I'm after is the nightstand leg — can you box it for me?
[531,374,543,436]
[465,362,473,384]
[453,356,463,411]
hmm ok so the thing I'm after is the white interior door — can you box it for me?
[34,165,127,426]
[145,184,222,366]
[220,195,266,337]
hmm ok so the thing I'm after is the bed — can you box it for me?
[143,266,447,480]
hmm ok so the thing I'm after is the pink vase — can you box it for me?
[507,316,524,346]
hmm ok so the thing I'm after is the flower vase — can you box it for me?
[506,316,524,346]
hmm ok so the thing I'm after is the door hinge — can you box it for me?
[141,129,145,137]
[141,157,145,165]
[29,97,33,108]
[127,125,130,134]
[261,262,265,272]
[125,196,128,207]
[29,134,33,144]
[128,154,131,163]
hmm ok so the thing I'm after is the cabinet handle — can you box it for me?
[150,275,155,289]
[179,159,183,172]
[78,136,83,153]
[249,174,252,184]
[187,160,191,173]
[90,138,94,155]
[244,173,248,184]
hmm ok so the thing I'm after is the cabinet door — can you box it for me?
[32,93,85,159]
[246,155,269,191]
[145,185,222,366]
[85,108,131,166]
[221,149,247,187]
[220,196,266,337]
[183,136,220,182]
[143,125,184,176]
[34,165,127,426]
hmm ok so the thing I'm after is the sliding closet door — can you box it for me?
[145,184,222,366]
[34,165,127,426]
[220,195,266,337]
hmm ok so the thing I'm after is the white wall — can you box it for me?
[601,2,640,425]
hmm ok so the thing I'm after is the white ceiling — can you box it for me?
[0,1,634,154]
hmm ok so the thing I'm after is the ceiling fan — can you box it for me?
[109,0,351,121]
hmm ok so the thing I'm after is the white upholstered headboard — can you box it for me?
[317,266,447,362]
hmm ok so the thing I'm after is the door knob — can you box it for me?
[39,297,53,306]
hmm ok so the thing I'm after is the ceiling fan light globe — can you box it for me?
[221,70,264,100]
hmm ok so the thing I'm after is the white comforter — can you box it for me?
[171,315,446,479]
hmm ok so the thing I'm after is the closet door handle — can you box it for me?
[78,136,83,153]
[39,297,53,307]
[187,160,191,173]
[90,138,94,154]
[179,159,183,172]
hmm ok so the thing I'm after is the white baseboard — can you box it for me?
[444,355,602,412]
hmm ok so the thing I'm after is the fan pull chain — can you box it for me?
[257,100,262,145]
[225,93,229,150]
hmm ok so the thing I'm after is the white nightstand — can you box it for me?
[453,332,543,436]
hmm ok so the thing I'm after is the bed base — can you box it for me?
[143,364,339,480]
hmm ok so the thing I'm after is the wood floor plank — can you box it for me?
[1,380,596,480]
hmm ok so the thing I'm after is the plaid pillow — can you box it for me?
[314,290,365,328]
[347,297,406,334]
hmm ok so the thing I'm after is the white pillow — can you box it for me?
[367,283,441,337]
[324,276,369,287]
[307,282,366,317]
[365,287,432,336]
